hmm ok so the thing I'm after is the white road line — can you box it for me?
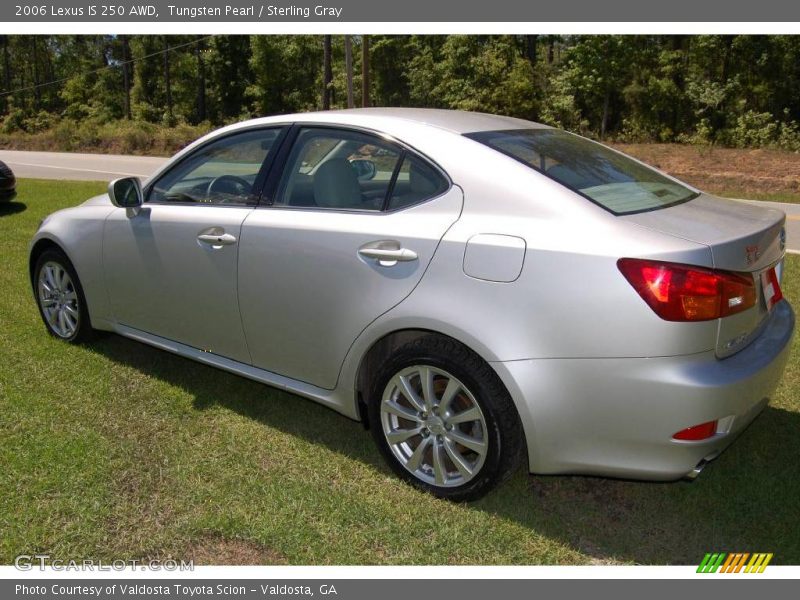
[5,161,153,177]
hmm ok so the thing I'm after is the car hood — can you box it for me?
[621,193,786,272]
[81,193,113,207]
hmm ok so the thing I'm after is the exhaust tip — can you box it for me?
[685,460,707,481]
[684,450,722,481]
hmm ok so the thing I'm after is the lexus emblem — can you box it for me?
[745,245,761,265]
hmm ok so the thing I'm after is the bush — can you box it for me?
[777,119,800,152]
[101,120,157,154]
[727,111,779,148]
[1,108,26,134]
[52,120,79,151]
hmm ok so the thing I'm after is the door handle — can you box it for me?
[358,242,418,267]
[197,232,237,246]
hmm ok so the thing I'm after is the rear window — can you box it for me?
[466,129,698,215]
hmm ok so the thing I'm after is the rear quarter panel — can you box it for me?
[356,164,719,363]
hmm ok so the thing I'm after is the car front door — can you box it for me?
[103,127,285,363]
[238,126,463,389]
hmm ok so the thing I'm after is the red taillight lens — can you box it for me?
[673,420,718,441]
[618,258,756,321]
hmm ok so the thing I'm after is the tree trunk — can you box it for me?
[163,36,173,124]
[321,35,332,110]
[0,36,10,114]
[600,89,610,140]
[195,37,207,123]
[669,35,687,140]
[31,37,41,110]
[361,35,370,108]
[525,35,538,66]
[712,35,735,142]
[121,35,132,120]
[344,35,354,109]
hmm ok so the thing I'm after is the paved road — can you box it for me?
[0,149,167,181]
[734,199,800,255]
[1,149,798,252]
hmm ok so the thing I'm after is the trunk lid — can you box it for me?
[622,194,787,357]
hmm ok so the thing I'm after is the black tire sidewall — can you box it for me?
[33,249,93,343]
[368,339,513,502]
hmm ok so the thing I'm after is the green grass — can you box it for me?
[1,178,799,565]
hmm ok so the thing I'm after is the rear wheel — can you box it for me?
[33,249,95,343]
[368,335,524,501]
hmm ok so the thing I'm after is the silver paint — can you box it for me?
[30,108,795,481]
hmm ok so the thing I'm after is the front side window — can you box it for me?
[148,128,282,206]
[466,128,697,215]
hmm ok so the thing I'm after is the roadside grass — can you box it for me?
[613,143,800,204]
[712,191,800,204]
[1,178,798,565]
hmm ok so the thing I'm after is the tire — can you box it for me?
[33,248,95,344]
[367,335,525,501]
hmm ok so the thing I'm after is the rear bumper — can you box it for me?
[493,299,795,480]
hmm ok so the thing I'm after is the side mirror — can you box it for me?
[108,177,143,212]
[349,159,377,181]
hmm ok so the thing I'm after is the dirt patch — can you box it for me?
[183,534,288,565]
[612,143,800,197]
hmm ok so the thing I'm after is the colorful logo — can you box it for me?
[697,552,773,573]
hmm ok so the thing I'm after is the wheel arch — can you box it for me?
[352,327,523,437]
[28,232,113,332]
[29,236,71,288]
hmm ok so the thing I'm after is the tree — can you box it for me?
[322,35,332,110]
[163,36,174,125]
[361,35,370,107]
[344,35,354,108]
[195,36,207,122]
[121,35,132,120]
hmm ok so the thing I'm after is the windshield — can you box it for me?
[466,129,698,215]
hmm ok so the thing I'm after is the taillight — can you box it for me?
[673,420,718,441]
[617,258,756,322]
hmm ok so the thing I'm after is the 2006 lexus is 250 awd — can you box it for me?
[30,108,794,500]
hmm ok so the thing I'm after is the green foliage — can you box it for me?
[2,34,800,150]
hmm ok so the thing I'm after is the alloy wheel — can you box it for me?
[37,261,80,339]
[380,365,488,487]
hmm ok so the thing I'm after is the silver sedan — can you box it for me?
[29,108,794,500]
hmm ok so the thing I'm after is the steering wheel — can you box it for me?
[206,175,252,202]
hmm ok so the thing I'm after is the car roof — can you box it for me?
[225,108,550,135]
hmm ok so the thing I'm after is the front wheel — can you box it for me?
[368,335,524,501]
[33,248,95,343]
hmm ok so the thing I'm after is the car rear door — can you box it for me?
[238,126,463,389]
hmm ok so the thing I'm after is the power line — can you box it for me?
[0,35,215,98]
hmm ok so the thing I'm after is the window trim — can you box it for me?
[464,128,699,216]
[260,122,452,214]
[143,125,291,208]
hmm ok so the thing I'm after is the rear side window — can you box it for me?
[466,129,698,215]
[275,128,402,211]
[274,127,449,212]
[387,154,449,210]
